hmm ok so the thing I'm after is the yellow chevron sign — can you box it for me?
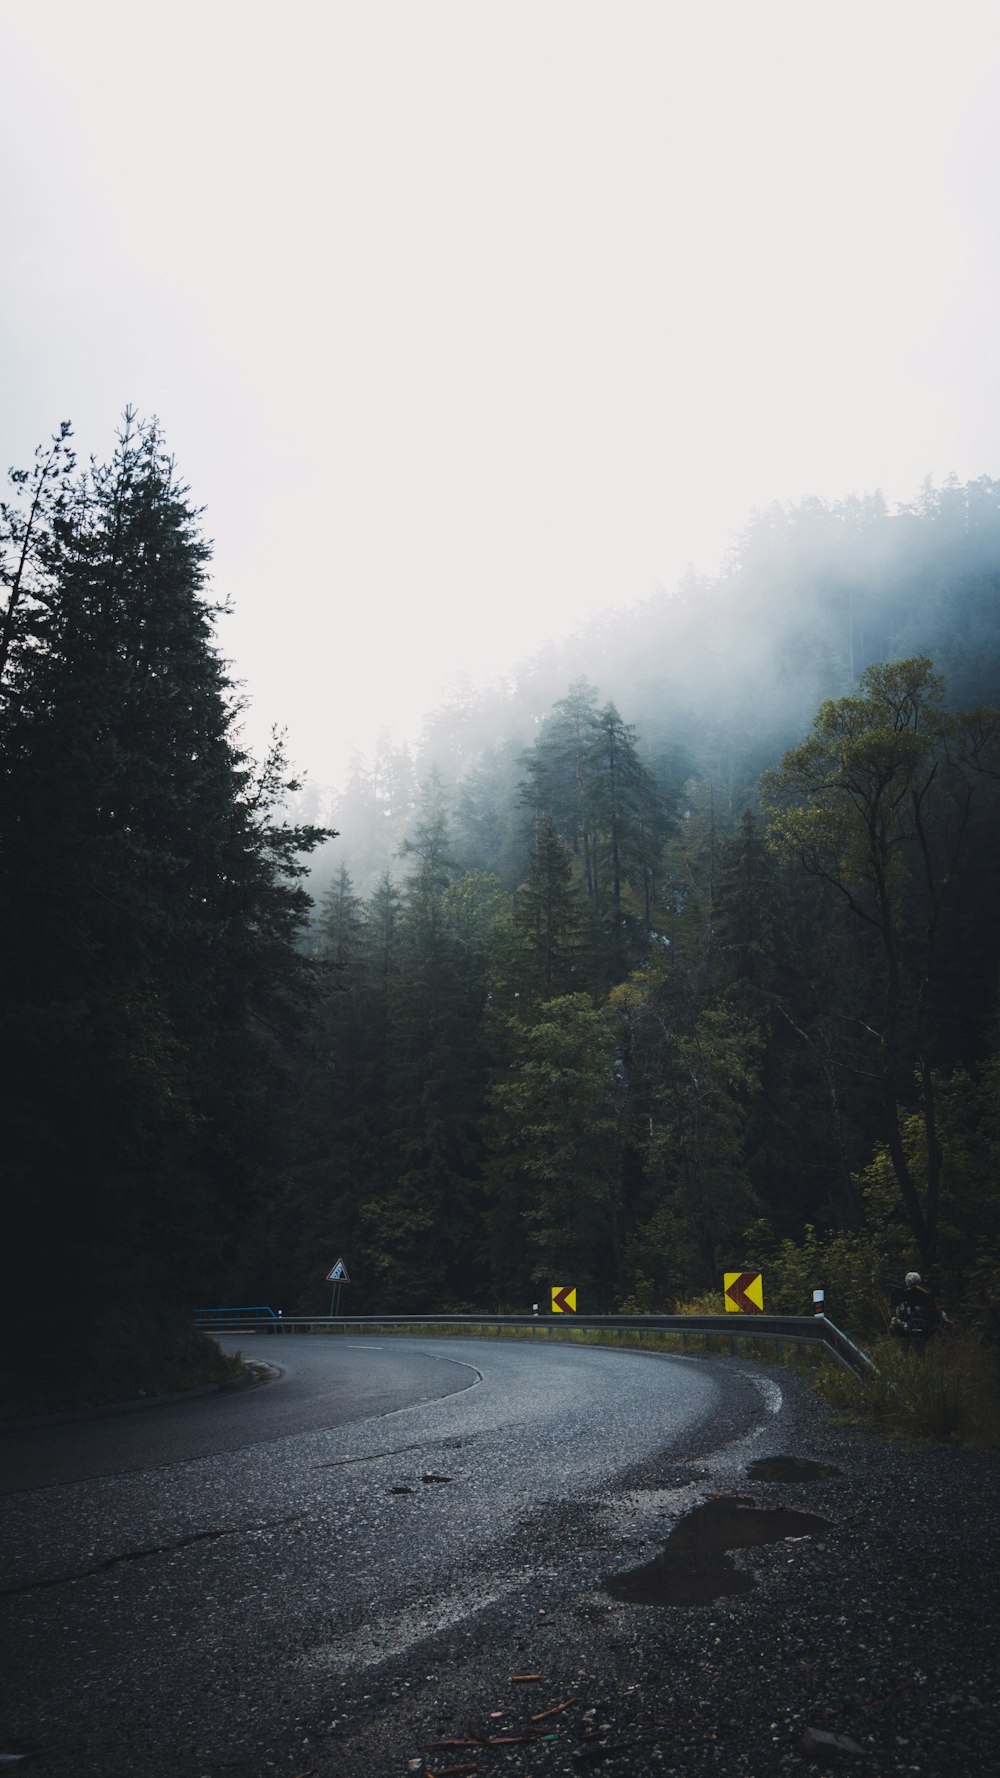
[724,1271,764,1313]
[551,1286,577,1313]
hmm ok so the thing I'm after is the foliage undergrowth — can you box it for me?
[814,1332,1000,1449]
[0,1313,244,1421]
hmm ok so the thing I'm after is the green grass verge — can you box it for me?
[813,1332,1000,1449]
[309,1318,829,1367]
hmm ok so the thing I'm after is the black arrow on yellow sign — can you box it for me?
[724,1270,764,1313]
[551,1286,577,1314]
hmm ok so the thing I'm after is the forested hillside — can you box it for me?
[310,478,1000,894]
[283,477,1000,1325]
[3,430,999,1406]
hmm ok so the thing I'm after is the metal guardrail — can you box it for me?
[196,1305,279,1325]
[195,1309,873,1376]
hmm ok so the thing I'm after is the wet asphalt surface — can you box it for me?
[0,1337,762,1771]
[1,1336,997,1777]
[0,1339,480,1493]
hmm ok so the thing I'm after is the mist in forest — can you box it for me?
[304,471,1000,898]
[4,3,1000,802]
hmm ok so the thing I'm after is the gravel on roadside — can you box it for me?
[322,1363,999,1778]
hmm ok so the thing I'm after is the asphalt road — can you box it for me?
[0,1337,481,1493]
[0,1334,782,1777]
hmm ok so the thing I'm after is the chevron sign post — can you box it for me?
[723,1270,764,1313]
[551,1286,577,1314]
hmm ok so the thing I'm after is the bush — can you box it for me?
[742,1221,888,1334]
[0,1309,244,1420]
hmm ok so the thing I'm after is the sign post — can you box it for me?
[551,1286,577,1314]
[326,1258,351,1316]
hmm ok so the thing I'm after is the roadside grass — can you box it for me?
[319,1316,828,1368]
[813,1331,1000,1449]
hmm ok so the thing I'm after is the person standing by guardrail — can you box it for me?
[889,1272,944,1343]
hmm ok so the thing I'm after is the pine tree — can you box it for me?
[712,810,867,1229]
[520,686,674,982]
[585,701,674,960]
[0,415,329,1394]
[513,818,588,1002]
[357,777,493,1306]
[520,679,601,889]
[483,993,626,1303]
[0,420,75,689]
[315,865,367,973]
[608,965,762,1288]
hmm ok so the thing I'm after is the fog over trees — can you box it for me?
[3,427,1000,1400]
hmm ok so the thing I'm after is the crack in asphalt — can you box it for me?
[315,1433,470,1468]
[315,1439,435,1468]
[0,1513,307,1598]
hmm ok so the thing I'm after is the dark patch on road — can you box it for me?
[605,1495,831,1608]
[746,1455,842,1483]
[389,1474,453,1495]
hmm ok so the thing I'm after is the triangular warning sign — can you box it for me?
[326,1259,350,1282]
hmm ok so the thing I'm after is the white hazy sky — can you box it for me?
[3,0,1000,787]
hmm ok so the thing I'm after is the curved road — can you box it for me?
[0,1337,484,1493]
[0,1335,783,1777]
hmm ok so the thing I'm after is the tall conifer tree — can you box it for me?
[0,416,328,1393]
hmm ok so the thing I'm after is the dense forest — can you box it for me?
[3,422,999,1404]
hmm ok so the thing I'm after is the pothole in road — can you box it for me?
[746,1456,842,1483]
[604,1496,831,1608]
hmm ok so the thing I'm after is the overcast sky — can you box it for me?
[3,0,1000,787]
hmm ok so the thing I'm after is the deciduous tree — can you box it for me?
[762,657,1000,1267]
